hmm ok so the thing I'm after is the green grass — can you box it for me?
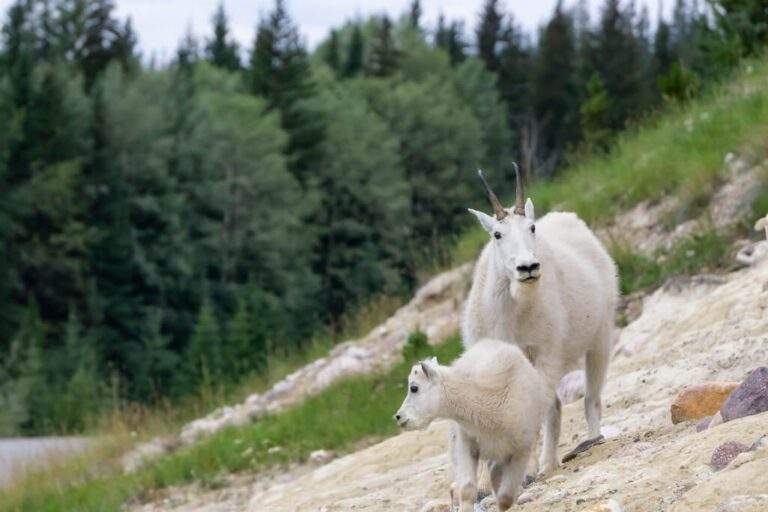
[450,57,768,266]
[0,334,463,512]
[613,228,733,296]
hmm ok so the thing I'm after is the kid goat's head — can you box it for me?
[394,357,442,431]
[468,164,540,285]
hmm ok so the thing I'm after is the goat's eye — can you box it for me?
[530,225,536,234]
[410,385,418,393]
[494,232,502,240]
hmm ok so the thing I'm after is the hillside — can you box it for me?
[5,57,768,512]
[122,153,768,512]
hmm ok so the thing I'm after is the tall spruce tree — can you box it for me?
[344,24,364,78]
[533,2,580,161]
[366,16,399,77]
[476,0,504,72]
[409,0,422,31]
[205,3,241,71]
[592,0,645,131]
[249,0,322,184]
[324,29,341,75]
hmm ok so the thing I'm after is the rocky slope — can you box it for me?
[133,228,768,512]
[126,154,768,511]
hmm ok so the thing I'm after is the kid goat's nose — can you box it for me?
[394,414,401,421]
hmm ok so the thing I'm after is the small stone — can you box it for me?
[721,367,768,423]
[309,449,333,465]
[670,382,740,424]
[584,499,624,512]
[267,446,283,455]
[696,416,712,432]
[420,499,451,512]
[517,492,534,505]
[709,411,724,428]
[750,434,768,451]
[547,474,567,484]
[726,451,754,470]
[710,442,750,470]
[715,494,768,512]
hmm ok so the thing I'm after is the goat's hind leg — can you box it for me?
[490,452,529,511]
[585,325,611,439]
[450,423,479,512]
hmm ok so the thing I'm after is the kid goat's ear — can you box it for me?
[420,359,439,381]
[468,208,496,233]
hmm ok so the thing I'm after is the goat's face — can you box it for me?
[469,198,540,285]
[394,358,442,431]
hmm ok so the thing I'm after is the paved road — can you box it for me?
[0,437,91,487]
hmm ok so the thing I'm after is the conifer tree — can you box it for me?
[476,0,504,72]
[344,24,364,78]
[324,29,341,75]
[366,16,399,77]
[409,0,422,31]
[184,299,223,387]
[249,0,322,183]
[533,1,579,159]
[205,3,241,71]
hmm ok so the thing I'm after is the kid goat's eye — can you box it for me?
[494,232,502,240]
[530,225,536,234]
[410,385,418,393]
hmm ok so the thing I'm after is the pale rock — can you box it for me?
[584,500,624,512]
[420,499,451,512]
[715,494,768,512]
[309,450,333,465]
[726,451,754,470]
[558,370,586,405]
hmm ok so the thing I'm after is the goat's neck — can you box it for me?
[438,369,507,432]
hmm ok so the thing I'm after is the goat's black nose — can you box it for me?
[395,414,401,421]
[516,262,540,273]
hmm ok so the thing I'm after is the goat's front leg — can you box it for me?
[450,424,479,512]
[539,396,561,476]
[490,452,529,511]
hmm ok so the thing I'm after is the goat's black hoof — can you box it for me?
[522,474,536,488]
[562,434,605,463]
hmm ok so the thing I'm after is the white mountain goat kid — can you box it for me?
[463,166,618,474]
[394,339,549,512]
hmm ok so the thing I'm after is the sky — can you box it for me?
[0,0,668,62]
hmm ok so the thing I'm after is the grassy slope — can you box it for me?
[453,59,768,270]
[5,58,768,512]
[1,337,462,512]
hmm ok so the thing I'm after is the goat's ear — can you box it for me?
[755,216,767,232]
[420,359,440,381]
[468,208,496,233]
[525,198,535,221]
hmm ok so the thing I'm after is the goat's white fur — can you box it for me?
[395,339,550,511]
[463,207,618,474]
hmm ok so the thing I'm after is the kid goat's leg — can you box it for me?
[491,452,529,511]
[450,424,479,512]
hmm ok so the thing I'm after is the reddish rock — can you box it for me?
[720,367,768,423]
[710,442,750,470]
[670,382,740,424]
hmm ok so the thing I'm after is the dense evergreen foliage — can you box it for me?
[0,0,761,434]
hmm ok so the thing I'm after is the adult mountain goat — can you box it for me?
[463,166,618,474]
